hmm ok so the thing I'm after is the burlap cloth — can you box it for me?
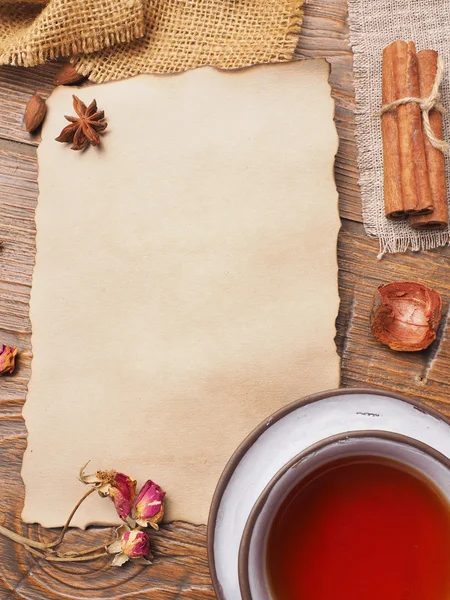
[0,1,146,66]
[0,0,304,80]
[348,0,450,255]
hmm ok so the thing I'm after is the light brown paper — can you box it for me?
[22,59,340,527]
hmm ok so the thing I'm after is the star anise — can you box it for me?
[55,95,107,151]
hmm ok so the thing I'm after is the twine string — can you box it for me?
[380,56,448,153]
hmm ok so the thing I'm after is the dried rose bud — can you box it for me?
[107,473,137,520]
[122,529,150,558]
[0,345,18,376]
[79,465,116,489]
[108,528,150,567]
[79,465,136,520]
[371,282,442,351]
[133,480,165,529]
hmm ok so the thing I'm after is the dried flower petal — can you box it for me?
[133,480,165,529]
[108,527,150,567]
[79,464,116,490]
[107,473,137,520]
[371,282,442,351]
[122,529,150,558]
[0,345,18,376]
[79,464,136,519]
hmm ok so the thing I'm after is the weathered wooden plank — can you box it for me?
[0,145,35,426]
[338,222,450,416]
[0,63,60,146]
[3,0,449,597]
[296,0,362,223]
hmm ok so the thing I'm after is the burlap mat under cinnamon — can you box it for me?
[348,0,450,255]
[0,0,304,80]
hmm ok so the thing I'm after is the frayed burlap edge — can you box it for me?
[73,0,304,82]
[6,24,146,68]
[0,0,146,68]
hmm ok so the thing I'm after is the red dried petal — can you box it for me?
[108,473,137,519]
[121,529,150,559]
[134,480,165,529]
[371,282,442,351]
[0,345,18,375]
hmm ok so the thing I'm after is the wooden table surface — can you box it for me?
[1,1,450,598]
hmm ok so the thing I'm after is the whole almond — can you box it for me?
[25,94,47,133]
[54,63,86,86]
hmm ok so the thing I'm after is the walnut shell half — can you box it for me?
[371,282,442,352]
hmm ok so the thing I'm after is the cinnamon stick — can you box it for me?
[395,41,434,215]
[410,50,448,230]
[382,41,434,217]
[382,43,403,218]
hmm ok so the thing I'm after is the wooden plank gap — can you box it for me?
[0,138,37,159]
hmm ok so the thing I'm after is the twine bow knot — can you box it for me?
[380,56,448,153]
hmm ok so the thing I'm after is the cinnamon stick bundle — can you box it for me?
[410,50,448,230]
[382,43,403,218]
[382,41,434,218]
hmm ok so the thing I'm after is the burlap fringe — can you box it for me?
[0,0,304,81]
[74,0,304,82]
[0,0,146,68]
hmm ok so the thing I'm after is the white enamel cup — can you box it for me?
[238,431,450,600]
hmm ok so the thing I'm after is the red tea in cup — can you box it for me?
[267,455,450,600]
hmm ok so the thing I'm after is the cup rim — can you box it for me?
[237,429,450,600]
[206,387,450,600]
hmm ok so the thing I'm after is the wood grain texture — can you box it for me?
[0,0,449,597]
[0,63,61,146]
[338,220,450,415]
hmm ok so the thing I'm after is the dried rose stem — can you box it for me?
[60,542,110,557]
[0,487,97,552]
[46,487,97,548]
[25,545,109,562]
[0,525,51,551]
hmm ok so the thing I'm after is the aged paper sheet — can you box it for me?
[22,59,340,527]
